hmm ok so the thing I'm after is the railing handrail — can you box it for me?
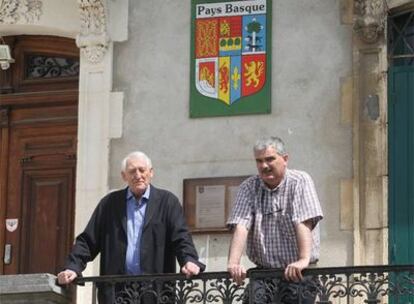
[74,264,414,284]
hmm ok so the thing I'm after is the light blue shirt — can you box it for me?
[125,186,150,275]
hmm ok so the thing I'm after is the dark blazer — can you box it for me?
[64,185,204,302]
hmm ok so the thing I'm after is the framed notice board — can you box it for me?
[183,175,249,233]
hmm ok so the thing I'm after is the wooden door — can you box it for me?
[388,10,414,265]
[388,66,414,304]
[388,66,414,266]
[387,10,414,303]
[0,36,79,275]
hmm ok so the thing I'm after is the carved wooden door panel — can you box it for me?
[2,103,78,275]
[0,35,79,275]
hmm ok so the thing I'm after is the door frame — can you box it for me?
[0,3,126,301]
[0,90,79,274]
[0,35,79,274]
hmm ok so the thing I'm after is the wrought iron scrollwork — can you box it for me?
[317,273,347,302]
[113,280,175,304]
[75,265,414,304]
[26,55,79,79]
[204,277,244,303]
[389,270,414,298]
[348,272,389,303]
[175,279,203,304]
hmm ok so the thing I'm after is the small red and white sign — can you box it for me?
[6,218,18,232]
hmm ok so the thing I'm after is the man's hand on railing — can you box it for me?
[57,269,78,285]
[227,263,247,285]
[181,261,200,278]
[284,258,309,282]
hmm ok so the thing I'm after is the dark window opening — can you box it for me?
[388,10,414,66]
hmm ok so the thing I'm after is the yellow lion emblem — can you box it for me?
[244,61,264,88]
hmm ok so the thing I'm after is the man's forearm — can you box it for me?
[227,224,248,285]
[227,224,248,265]
[295,220,313,264]
[284,221,313,282]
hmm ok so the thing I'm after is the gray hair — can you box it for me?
[253,136,287,156]
[121,151,152,171]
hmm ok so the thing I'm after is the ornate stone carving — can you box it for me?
[354,0,387,44]
[0,0,42,24]
[76,0,109,64]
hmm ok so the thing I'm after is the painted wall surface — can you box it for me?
[111,0,353,270]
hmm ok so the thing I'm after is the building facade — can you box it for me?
[0,0,413,303]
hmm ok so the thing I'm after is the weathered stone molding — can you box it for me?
[0,0,42,24]
[0,273,70,304]
[354,0,387,43]
[76,0,109,64]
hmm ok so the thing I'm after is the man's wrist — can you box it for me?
[297,257,311,266]
[227,260,240,267]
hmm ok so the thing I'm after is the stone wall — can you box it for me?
[0,273,70,304]
[111,0,353,269]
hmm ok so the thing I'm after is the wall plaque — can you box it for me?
[183,175,249,233]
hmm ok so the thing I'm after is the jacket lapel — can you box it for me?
[143,185,161,230]
[113,187,128,237]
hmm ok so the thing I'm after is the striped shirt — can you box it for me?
[227,169,323,268]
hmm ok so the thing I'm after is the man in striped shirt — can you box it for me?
[227,136,323,303]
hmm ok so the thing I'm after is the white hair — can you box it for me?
[121,151,152,171]
[253,136,287,156]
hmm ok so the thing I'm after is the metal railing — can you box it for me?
[75,265,414,304]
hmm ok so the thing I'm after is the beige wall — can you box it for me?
[2,2,413,302]
[111,0,353,269]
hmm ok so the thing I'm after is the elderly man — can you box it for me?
[58,151,204,303]
[227,136,323,303]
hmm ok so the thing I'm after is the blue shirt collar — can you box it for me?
[127,185,151,202]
